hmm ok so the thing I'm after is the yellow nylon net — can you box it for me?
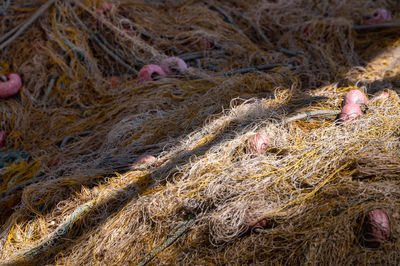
[1,0,400,264]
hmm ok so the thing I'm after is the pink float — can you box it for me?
[363,9,392,24]
[247,133,271,154]
[160,57,188,77]
[130,154,156,169]
[0,73,22,98]
[343,90,368,105]
[363,209,390,247]
[137,65,166,82]
[338,104,362,122]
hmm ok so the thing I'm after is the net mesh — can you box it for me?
[1,0,400,264]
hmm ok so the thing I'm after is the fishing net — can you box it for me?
[0,0,400,264]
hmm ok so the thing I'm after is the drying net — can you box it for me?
[1,0,400,264]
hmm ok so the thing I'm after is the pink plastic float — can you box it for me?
[247,133,271,154]
[246,217,273,233]
[160,57,188,77]
[338,103,363,122]
[363,9,392,24]
[130,154,156,169]
[343,90,368,105]
[248,219,269,230]
[363,209,390,247]
[0,73,22,98]
[137,65,166,82]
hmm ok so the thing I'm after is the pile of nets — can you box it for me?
[1,0,400,264]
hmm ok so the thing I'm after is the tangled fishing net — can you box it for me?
[1,0,400,264]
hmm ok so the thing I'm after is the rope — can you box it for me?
[283,110,340,123]
[353,23,400,32]
[178,50,225,61]
[223,64,294,77]
[3,201,94,264]
[0,22,21,44]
